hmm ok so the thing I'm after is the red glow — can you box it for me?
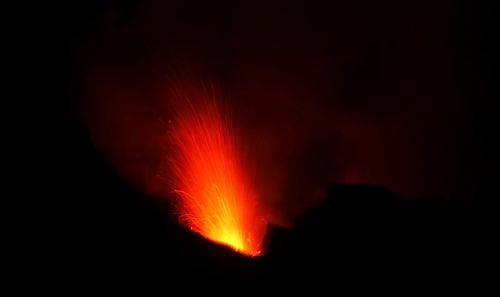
[167,85,267,256]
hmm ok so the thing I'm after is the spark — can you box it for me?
[167,84,267,256]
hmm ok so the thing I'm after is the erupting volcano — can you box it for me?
[167,84,267,256]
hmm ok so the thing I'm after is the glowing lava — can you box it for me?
[168,85,267,256]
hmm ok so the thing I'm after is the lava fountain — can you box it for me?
[167,84,268,256]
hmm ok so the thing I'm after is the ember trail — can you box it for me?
[168,85,267,256]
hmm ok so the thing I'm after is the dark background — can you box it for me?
[21,0,496,289]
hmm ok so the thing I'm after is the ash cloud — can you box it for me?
[80,0,470,226]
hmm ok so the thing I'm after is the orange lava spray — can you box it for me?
[167,84,267,256]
